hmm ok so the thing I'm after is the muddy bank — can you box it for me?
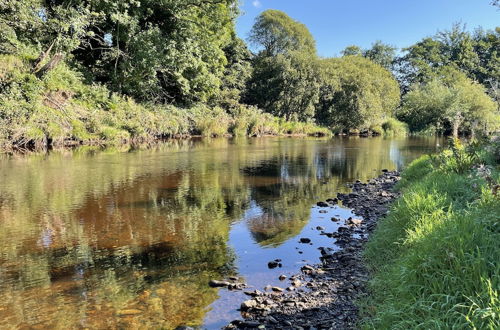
[225,170,401,329]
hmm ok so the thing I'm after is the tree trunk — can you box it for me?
[452,118,460,138]
[35,53,64,78]
[32,40,56,73]
[470,120,478,140]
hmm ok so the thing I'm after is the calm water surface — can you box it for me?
[0,137,442,329]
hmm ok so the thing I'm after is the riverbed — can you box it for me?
[0,136,442,329]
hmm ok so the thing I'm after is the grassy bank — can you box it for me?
[0,54,330,151]
[361,138,499,329]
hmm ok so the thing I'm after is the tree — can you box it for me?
[245,51,320,121]
[363,40,397,70]
[316,56,400,132]
[249,9,316,56]
[72,0,239,104]
[0,0,97,76]
[216,33,253,109]
[341,45,362,57]
[399,66,498,137]
[396,23,499,94]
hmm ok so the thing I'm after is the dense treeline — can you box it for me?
[0,2,498,149]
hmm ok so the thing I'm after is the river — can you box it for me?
[0,136,442,329]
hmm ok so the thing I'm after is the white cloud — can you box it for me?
[252,0,262,8]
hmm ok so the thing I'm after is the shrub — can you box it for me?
[381,118,409,136]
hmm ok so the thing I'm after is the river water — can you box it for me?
[0,136,442,329]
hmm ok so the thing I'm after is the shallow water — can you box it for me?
[0,136,442,329]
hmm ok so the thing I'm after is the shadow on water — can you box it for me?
[0,136,443,329]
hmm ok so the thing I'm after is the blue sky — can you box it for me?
[236,0,500,57]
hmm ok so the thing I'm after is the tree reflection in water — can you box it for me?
[0,136,442,328]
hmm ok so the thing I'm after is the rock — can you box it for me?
[326,198,338,204]
[208,280,231,288]
[292,279,302,287]
[240,299,258,310]
[347,218,363,226]
[228,276,239,281]
[331,217,340,222]
[267,316,278,324]
[240,321,261,328]
[268,261,279,269]
[316,201,329,207]
[299,238,311,243]
[244,290,263,297]
[279,274,287,281]
[382,169,388,172]
[316,226,325,230]
[319,210,328,214]
[271,286,284,292]
[301,265,314,272]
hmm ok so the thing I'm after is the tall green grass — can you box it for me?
[361,138,500,329]
[0,55,330,151]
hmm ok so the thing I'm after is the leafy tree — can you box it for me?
[245,51,320,121]
[216,33,252,109]
[399,66,498,137]
[396,23,499,95]
[245,10,319,121]
[363,40,397,70]
[316,56,400,132]
[341,45,362,57]
[69,0,238,104]
[249,9,316,56]
[1,0,97,76]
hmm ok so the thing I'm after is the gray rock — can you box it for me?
[240,299,258,310]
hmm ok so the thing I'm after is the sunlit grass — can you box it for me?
[361,140,500,329]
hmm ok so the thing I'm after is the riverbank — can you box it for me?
[0,55,330,152]
[225,138,499,329]
[361,138,499,329]
[225,170,402,329]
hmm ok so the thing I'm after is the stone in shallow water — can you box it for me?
[208,280,231,287]
[299,237,311,243]
[240,299,257,310]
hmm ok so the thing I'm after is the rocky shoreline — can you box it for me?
[225,170,401,330]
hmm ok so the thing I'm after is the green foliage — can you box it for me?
[316,56,400,132]
[396,23,500,97]
[341,45,363,57]
[0,54,329,150]
[362,140,500,329]
[363,40,397,70]
[249,9,316,56]
[381,118,409,136]
[399,66,499,135]
[245,51,321,121]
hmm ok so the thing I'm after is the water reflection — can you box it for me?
[0,136,442,329]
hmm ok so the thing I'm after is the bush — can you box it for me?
[381,118,409,136]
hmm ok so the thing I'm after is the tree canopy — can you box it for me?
[316,56,401,132]
[399,66,498,136]
[249,9,316,56]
